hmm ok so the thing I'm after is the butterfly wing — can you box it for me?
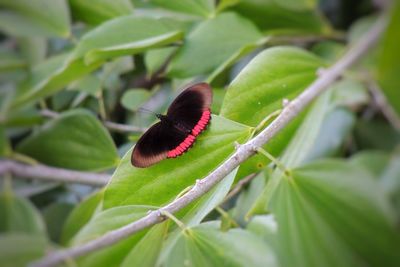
[166,83,212,131]
[132,83,213,168]
[131,122,187,168]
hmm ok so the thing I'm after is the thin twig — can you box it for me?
[31,15,387,267]
[103,121,146,134]
[367,80,400,131]
[40,109,146,134]
[223,173,258,203]
[0,160,109,186]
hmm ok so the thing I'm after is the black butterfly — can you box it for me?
[131,83,213,168]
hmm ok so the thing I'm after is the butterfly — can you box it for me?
[131,83,213,168]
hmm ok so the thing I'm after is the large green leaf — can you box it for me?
[271,160,400,267]
[167,12,263,78]
[11,52,101,108]
[232,0,330,33]
[73,16,184,65]
[220,46,323,127]
[221,46,323,177]
[70,0,134,25]
[0,233,46,267]
[17,109,119,171]
[0,193,45,236]
[104,115,251,208]
[377,2,400,115]
[161,222,278,267]
[249,89,355,215]
[61,190,104,245]
[0,0,70,37]
[151,0,215,17]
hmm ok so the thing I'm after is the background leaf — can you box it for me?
[69,0,134,25]
[167,12,263,78]
[271,160,400,267]
[0,233,46,267]
[0,0,70,37]
[61,190,103,245]
[0,193,46,235]
[162,222,278,267]
[17,109,119,171]
[377,2,400,115]
[73,16,183,65]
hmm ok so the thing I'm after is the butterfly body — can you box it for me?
[131,83,213,168]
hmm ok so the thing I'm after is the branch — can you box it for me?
[31,16,387,267]
[222,173,258,203]
[0,160,109,186]
[40,109,146,134]
[367,80,400,131]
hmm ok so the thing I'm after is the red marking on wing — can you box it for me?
[167,109,211,158]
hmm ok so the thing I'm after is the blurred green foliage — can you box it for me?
[0,0,399,266]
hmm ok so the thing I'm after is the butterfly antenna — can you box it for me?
[137,107,157,115]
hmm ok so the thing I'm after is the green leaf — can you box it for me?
[120,89,151,111]
[61,190,103,245]
[42,202,74,243]
[0,233,46,267]
[182,167,237,226]
[233,0,330,33]
[120,222,169,267]
[17,109,119,171]
[151,0,215,17]
[354,119,400,151]
[377,2,400,116]
[232,173,267,225]
[17,36,47,66]
[144,47,176,75]
[70,0,134,25]
[270,160,400,267]
[247,215,277,244]
[167,12,263,78]
[220,47,323,177]
[330,79,369,108]
[0,126,10,156]
[350,150,390,178]
[0,193,46,236]
[162,222,278,267]
[0,0,70,37]
[11,52,101,109]
[68,75,102,96]
[379,151,400,216]
[249,89,354,215]
[220,46,323,127]
[0,48,26,72]
[104,115,251,208]
[73,16,183,65]
[304,108,354,161]
[73,205,153,244]
[72,205,152,267]
[156,168,238,265]
[312,41,345,63]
